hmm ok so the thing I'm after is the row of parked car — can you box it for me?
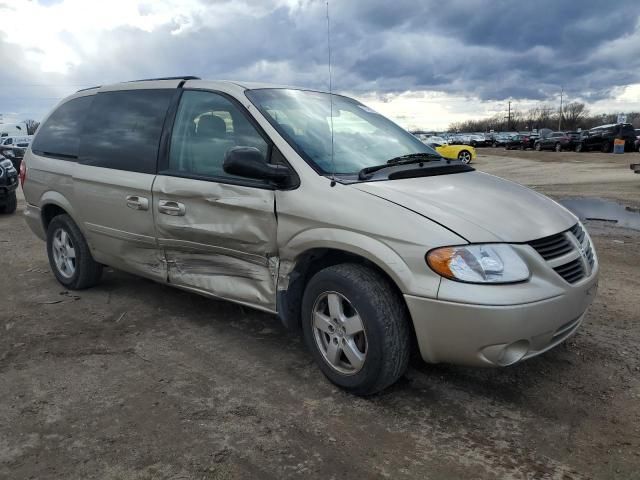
[501,124,639,153]
[419,123,640,153]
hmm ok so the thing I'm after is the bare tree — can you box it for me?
[23,119,40,135]
[562,102,589,130]
[446,104,640,134]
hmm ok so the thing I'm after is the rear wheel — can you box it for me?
[457,150,472,163]
[301,264,411,396]
[0,192,17,214]
[555,143,562,152]
[46,214,103,289]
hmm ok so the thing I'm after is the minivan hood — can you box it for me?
[352,171,576,243]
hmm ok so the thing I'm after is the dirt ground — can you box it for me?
[1,148,639,479]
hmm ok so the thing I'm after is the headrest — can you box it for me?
[197,115,227,137]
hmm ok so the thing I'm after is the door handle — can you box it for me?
[126,195,149,211]
[158,200,186,216]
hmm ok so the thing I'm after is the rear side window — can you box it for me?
[31,96,93,159]
[620,125,635,136]
[79,89,174,174]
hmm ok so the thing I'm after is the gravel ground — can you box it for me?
[1,149,639,479]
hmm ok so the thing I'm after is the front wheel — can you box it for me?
[46,214,103,289]
[457,150,472,163]
[301,264,411,396]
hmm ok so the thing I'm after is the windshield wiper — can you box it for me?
[386,152,443,164]
[358,152,444,180]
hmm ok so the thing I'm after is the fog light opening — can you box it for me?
[496,340,530,366]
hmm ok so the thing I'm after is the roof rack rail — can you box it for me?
[76,85,101,92]
[125,76,201,82]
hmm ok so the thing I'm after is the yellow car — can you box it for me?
[431,142,476,164]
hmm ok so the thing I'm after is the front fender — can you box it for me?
[279,227,416,294]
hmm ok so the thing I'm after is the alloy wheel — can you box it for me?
[312,292,368,375]
[458,151,471,163]
[52,228,76,278]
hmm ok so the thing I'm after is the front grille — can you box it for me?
[553,258,585,284]
[528,223,595,284]
[570,223,585,243]
[528,232,573,260]
[571,223,595,268]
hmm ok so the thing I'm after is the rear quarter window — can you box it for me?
[79,89,174,174]
[620,125,635,136]
[31,95,93,159]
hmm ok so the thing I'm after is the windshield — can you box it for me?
[246,88,438,175]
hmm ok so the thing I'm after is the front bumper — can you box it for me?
[405,272,598,366]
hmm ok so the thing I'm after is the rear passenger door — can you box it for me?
[74,87,176,281]
[542,134,554,149]
[152,89,279,311]
[585,128,601,150]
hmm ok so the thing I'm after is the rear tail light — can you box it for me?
[19,159,26,188]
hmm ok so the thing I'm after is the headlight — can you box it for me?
[426,244,529,284]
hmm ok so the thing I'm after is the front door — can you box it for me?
[153,89,279,311]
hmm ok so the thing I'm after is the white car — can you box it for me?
[2,135,33,147]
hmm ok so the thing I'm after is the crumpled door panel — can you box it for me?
[153,175,278,311]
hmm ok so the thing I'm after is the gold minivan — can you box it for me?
[22,77,598,395]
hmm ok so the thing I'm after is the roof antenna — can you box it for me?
[326,0,336,187]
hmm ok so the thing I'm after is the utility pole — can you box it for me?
[558,87,564,131]
[507,101,511,130]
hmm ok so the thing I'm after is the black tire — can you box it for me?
[601,141,610,153]
[46,214,103,289]
[0,191,17,214]
[301,263,411,396]
[555,143,562,152]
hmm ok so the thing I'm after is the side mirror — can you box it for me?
[223,146,292,185]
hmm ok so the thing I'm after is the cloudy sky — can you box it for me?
[1,0,640,129]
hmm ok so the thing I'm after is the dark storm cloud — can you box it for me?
[333,0,640,100]
[2,0,640,120]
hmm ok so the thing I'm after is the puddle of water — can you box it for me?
[559,197,640,231]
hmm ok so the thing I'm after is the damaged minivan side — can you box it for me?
[22,77,599,395]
